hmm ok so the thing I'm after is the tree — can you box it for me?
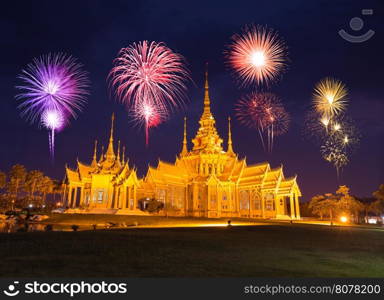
[38,176,54,208]
[336,185,364,223]
[309,193,339,221]
[25,170,44,205]
[309,185,364,223]
[8,164,27,209]
[0,171,6,189]
[373,184,384,202]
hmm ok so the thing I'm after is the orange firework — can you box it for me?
[226,25,287,86]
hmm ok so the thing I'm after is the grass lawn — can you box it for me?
[1,223,384,277]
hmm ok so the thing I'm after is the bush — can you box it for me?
[146,199,164,213]
[44,224,53,231]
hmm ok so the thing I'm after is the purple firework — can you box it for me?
[16,53,89,160]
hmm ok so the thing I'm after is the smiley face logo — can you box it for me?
[3,282,20,297]
[339,9,375,43]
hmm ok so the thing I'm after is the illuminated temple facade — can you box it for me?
[64,114,141,213]
[64,73,301,219]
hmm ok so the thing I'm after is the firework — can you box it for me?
[313,77,348,119]
[321,136,349,177]
[235,92,289,152]
[226,25,287,86]
[16,53,89,160]
[305,77,359,178]
[109,40,190,145]
[133,101,163,146]
[41,109,65,158]
[310,113,360,176]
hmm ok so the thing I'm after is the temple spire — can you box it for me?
[191,65,223,153]
[106,113,115,160]
[91,140,98,167]
[203,63,211,114]
[227,117,234,155]
[99,145,104,163]
[122,146,125,164]
[181,117,188,156]
[117,140,121,163]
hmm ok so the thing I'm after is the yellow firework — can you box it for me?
[313,78,348,118]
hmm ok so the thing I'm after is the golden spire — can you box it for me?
[181,117,188,156]
[91,140,98,167]
[203,63,211,116]
[122,146,125,164]
[117,140,121,162]
[227,117,234,154]
[106,113,115,160]
[99,145,104,163]
[191,65,223,153]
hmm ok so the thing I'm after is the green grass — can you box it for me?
[1,223,384,277]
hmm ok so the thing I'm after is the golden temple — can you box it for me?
[64,72,301,219]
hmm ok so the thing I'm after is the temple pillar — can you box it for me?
[289,193,295,219]
[106,188,113,208]
[248,191,251,218]
[294,193,300,219]
[79,187,85,207]
[184,186,188,216]
[72,187,78,208]
[133,186,137,210]
[118,188,121,209]
[114,188,119,209]
[67,186,72,208]
[121,187,126,209]
[217,187,222,218]
[261,195,265,218]
[235,186,240,217]
[128,186,132,209]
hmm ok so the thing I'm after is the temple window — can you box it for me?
[239,190,249,210]
[222,192,227,201]
[97,190,104,203]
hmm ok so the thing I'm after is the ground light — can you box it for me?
[340,216,348,223]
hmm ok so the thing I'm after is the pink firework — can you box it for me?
[235,92,289,152]
[134,101,163,146]
[109,40,190,145]
[226,25,287,86]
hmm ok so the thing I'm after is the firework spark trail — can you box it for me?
[109,41,190,145]
[16,53,89,160]
[321,135,349,178]
[235,92,289,152]
[134,101,163,146]
[226,25,287,87]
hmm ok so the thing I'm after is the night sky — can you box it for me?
[0,0,383,201]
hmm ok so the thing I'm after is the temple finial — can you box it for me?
[106,113,115,160]
[122,146,125,164]
[99,145,105,163]
[181,117,188,156]
[227,116,234,154]
[117,140,121,162]
[204,63,210,110]
[91,140,98,166]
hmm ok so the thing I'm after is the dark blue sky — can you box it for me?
[0,0,383,200]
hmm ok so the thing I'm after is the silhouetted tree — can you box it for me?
[309,185,364,223]
[8,164,27,209]
[0,171,6,189]
[25,170,44,205]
